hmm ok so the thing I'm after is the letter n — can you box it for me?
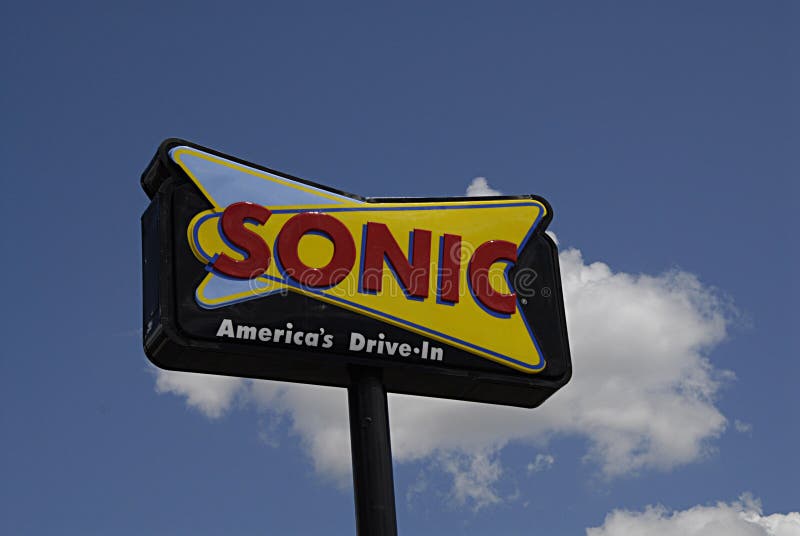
[360,223,431,299]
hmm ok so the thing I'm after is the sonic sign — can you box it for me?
[141,140,570,407]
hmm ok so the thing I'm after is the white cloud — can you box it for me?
[153,246,731,492]
[247,381,351,484]
[152,180,735,508]
[438,450,503,511]
[527,454,555,474]
[384,248,730,479]
[405,469,429,505]
[735,419,753,433]
[154,369,244,419]
[466,176,501,196]
[587,494,800,536]
[404,450,514,511]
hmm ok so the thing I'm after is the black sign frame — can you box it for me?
[141,139,571,408]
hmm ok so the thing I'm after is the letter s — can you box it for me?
[322,334,334,349]
[211,202,272,279]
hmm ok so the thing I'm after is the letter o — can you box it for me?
[277,212,356,287]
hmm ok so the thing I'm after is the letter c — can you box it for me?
[468,240,517,315]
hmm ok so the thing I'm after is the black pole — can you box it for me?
[347,366,398,536]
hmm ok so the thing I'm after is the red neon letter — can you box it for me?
[361,223,431,299]
[438,234,461,304]
[212,202,272,279]
[468,240,517,315]
[277,212,356,288]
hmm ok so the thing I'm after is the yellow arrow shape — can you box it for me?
[173,146,548,373]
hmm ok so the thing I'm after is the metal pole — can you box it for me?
[348,366,398,536]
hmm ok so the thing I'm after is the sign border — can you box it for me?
[141,138,572,408]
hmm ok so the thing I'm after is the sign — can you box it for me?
[141,139,571,407]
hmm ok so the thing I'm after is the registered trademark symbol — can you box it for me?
[541,287,551,298]
[521,298,528,305]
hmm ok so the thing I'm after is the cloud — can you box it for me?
[734,419,753,434]
[247,381,351,484]
[466,176,502,197]
[405,469,429,505]
[438,450,503,511]
[154,369,244,419]
[527,454,555,474]
[384,248,730,479]
[403,451,511,512]
[151,179,735,507]
[587,494,800,536]
[152,246,732,487]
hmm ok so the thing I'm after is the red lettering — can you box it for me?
[438,234,461,303]
[277,212,356,287]
[212,202,272,279]
[468,240,517,315]
[361,223,431,299]
[209,205,517,319]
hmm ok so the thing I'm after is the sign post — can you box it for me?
[140,139,571,533]
[348,367,397,535]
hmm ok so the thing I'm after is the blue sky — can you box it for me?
[1,2,797,535]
